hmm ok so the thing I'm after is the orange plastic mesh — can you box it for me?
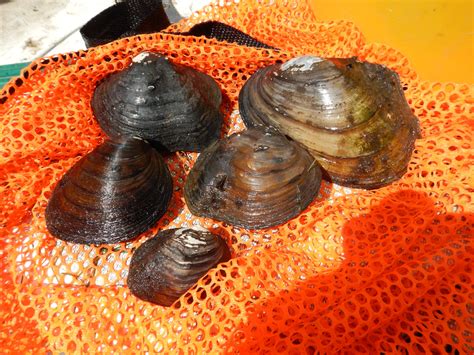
[0,0,473,353]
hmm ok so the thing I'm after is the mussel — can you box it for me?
[184,127,322,229]
[239,55,420,189]
[46,138,172,244]
[127,227,231,306]
[92,52,223,152]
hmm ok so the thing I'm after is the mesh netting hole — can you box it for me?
[200,312,211,327]
[194,328,205,342]
[276,340,288,352]
[380,291,391,305]
[345,315,357,329]
[196,288,207,301]
[288,221,297,230]
[334,323,346,337]
[333,308,345,320]
[344,301,357,313]
[15,78,23,87]
[38,310,48,321]
[24,133,35,141]
[366,287,378,297]
[449,93,460,103]
[12,129,22,138]
[321,331,332,346]
[24,307,35,318]
[52,327,61,337]
[67,341,77,352]
[209,324,220,336]
[358,306,370,322]
[217,334,229,347]
[287,305,298,317]
[250,289,261,300]
[182,293,194,305]
[355,293,368,305]
[210,283,222,297]
[20,295,31,306]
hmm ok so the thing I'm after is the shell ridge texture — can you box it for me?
[45,139,173,244]
[184,127,322,229]
[91,52,223,152]
[239,55,421,188]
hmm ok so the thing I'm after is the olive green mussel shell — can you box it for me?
[46,138,172,244]
[184,127,322,229]
[127,227,231,306]
[239,55,420,189]
[92,52,222,152]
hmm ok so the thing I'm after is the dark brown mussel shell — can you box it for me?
[239,55,421,189]
[45,138,172,244]
[127,227,231,306]
[91,52,222,152]
[184,127,322,229]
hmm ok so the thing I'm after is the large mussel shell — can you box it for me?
[92,52,222,152]
[239,56,420,189]
[127,227,231,306]
[184,127,322,229]
[46,138,172,244]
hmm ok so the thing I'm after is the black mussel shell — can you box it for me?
[92,52,223,152]
[239,55,420,189]
[46,138,172,244]
[127,227,231,306]
[184,127,322,229]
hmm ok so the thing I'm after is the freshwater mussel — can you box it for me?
[239,55,420,189]
[92,52,223,152]
[184,127,322,229]
[127,227,231,306]
[46,138,172,244]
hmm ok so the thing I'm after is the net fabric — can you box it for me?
[0,0,473,353]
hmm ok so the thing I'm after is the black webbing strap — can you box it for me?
[80,0,274,49]
[184,21,274,49]
[80,0,179,48]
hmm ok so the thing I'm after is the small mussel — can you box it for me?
[239,55,420,189]
[92,52,223,152]
[127,227,231,306]
[46,138,172,244]
[184,127,322,229]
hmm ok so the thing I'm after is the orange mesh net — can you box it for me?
[1,0,473,353]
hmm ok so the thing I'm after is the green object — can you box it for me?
[0,62,30,89]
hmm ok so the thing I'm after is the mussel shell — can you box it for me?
[46,138,172,244]
[92,52,223,152]
[239,56,420,189]
[127,227,231,306]
[184,127,322,229]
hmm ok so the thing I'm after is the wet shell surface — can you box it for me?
[46,138,173,244]
[239,55,421,189]
[92,52,223,152]
[184,127,322,229]
[127,227,231,306]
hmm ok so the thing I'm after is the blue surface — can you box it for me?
[0,62,30,89]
